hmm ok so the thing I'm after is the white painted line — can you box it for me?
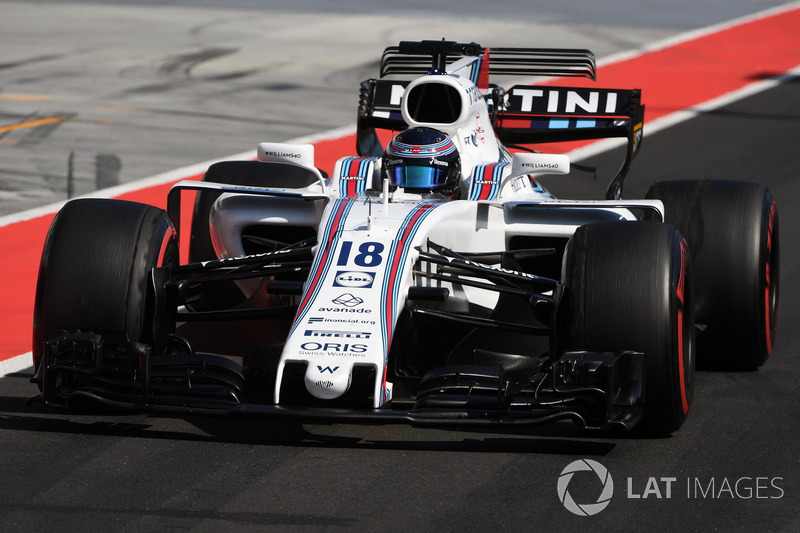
[567,65,800,162]
[0,125,356,228]
[597,1,800,68]
[2,3,797,230]
[1,352,31,376]
[0,149,249,227]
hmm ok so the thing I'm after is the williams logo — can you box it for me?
[333,271,374,288]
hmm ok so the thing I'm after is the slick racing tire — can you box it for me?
[647,180,779,369]
[557,221,695,434]
[32,199,178,380]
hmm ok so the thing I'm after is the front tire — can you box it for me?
[557,221,695,434]
[32,199,178,378]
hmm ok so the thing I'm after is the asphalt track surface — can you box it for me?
[1,2,799,531]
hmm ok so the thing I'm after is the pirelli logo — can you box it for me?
[510,87,622,115]
[304,330,372,339]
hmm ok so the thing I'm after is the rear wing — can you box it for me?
[356,41,645,199]
[380,41,596,80]
[494,85,644,200]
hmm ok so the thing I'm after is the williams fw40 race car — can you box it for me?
[31,41,779,434]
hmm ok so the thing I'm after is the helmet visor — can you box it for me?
[388,165,449,189]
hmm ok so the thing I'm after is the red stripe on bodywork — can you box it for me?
[479,165,495,200]
[382,203,439,352]
[343,158,359,198]
[294,200,351,319]
[477,48,491,91]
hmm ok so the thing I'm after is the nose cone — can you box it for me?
[304,361,354,400]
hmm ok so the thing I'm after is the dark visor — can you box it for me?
[388,165,448,189]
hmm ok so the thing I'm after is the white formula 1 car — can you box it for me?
[32,41,779,434]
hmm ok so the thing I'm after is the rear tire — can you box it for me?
[32,199,178,376]
[647,180,779,369]
[557,221,695,434]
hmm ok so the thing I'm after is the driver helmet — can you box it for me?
[382,127,461,196]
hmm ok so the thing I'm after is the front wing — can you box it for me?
[32,243,645,432]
